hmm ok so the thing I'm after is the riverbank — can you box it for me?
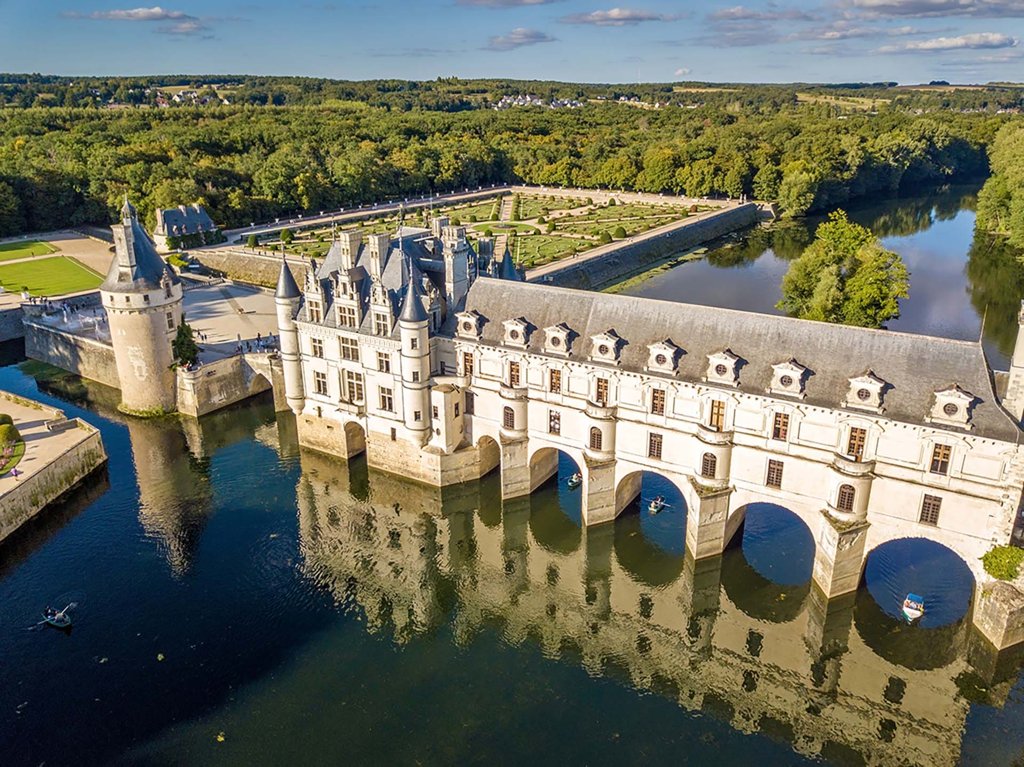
[0,390,107,544]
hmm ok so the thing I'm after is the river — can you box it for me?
[620,185,1024,371]
[3,187,1024,766]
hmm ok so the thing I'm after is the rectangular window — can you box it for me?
[411,337,419,350]
[412,371,420,383]
[549,410,561,435]
[549,369,562,393]
[313,371,328,396]
[311,338,324,358]
[432,405,439,419]
[930,444,951,475]
[414,410,422,422]
[373,312,390,336]
[503,407,515,429]
[462,352,474,377]
[772,412,789,441]
[596,377,609,405]
[166,312,174,330]
[344,371,364,403]
[847,427,867,461]
[651,389,666,416]
[340,337,359,362]
[377,351,391,373]
[379,387,394,412]
[143,294,150,305]
[454,403,460,417]
[338,306,357,328]
[509,361,521,388]
[648,433,663,459]
[766,459,784,489]
[920,495,942,526]
[308,302,323,323]
[465,392,474,415]
[709,400,726,431]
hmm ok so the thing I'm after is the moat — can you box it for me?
[3,187,1024,766]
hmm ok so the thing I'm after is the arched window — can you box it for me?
[503,406,515,430]
[837,484,856,513]
[701,452,717,478]
[589,427,603,451]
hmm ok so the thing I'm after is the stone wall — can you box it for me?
[176,353,275,417]
[534,203,759,290]
[0,305,24,342]
[0,424,107,544]
[192,251,303,288]
[23,321,119,389]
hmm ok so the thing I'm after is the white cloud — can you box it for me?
[458,0,563,6]
[710,5,816,21]
[561,8,679,25]
[67,6,193,22]
[674,66,691,76]
[845,0,1024,18]
[879,31,1019,50]
[486,27,556,50]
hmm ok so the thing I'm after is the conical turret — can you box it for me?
[275,251,305,415]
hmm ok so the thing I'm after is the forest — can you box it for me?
[0,75,1020,237]
[977,121,1024,248]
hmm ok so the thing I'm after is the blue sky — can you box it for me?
[1,1,1022,83]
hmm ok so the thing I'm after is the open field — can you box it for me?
[250,193,703,268]
[0,240,58,262]
[0,256,103,296]
[796,92,890,110]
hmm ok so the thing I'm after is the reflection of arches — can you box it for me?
[720,543,810,623]
[613,512,686,588]
[475,435,500,479]
[854,537,975,670]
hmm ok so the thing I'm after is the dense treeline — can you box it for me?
[977,122,1024,248]
[0,78,1016,237]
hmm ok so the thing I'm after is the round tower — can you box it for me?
[399,262,431,444]
[100,199,183,415]
[275,253,305,415]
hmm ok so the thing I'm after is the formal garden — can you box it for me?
[245,193,709,270]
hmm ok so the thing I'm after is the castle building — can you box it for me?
[152,202,218,252]
[100,200,183,414]
[277,216,1024,632]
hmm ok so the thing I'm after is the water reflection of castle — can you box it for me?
[295,449,1021,767]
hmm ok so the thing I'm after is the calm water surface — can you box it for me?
[623,186,1024,370]
[3,188,1024,766]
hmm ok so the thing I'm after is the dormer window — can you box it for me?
[844,371,887,412]
[455,310,482,339]
[706,350,740,386]
[647,340,681,375]
[929,385,976,429]
[544,323,573,357]
[590,330,622,365]
[503,317,530,348]
[769,360,808,398]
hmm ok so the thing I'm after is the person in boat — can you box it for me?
[44,606,56,619]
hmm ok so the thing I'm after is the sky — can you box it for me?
[0,1,1022,84]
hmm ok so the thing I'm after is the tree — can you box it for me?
[613,225,627,239]
[172,321,199,366]
[247,233,258,249]
[777,210,908,328]
[778,168,818,217]
[598,231,612,244]
[279,228,294,245]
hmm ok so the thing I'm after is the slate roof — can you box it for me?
[276,255,300,299]
[101,202,179,293]
[460,278,1021,442]
[155,204,215,236]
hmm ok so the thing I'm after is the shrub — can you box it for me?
[451,217,461,226]
[585,198,593,205]
[247,233,258,249]
[983,545,1024,580]
[613,225,627,239]
[468,214,477,222]
[0,413,12,426]
[598,231,612,245]
[536,216,546,224]
[608,198,617,206]
[547,222,556,233]
[483,228,493,238]
[0,422,21,446]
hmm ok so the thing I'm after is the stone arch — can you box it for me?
[475,434,501,479]
[854,537,975,670]
[720,502,816,623]
[527,446,583,554]
[611,469,688,586]
[247,370,273,397]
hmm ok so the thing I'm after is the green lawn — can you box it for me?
[0,240,58,262]
[0,256,103,296]
[512,235,583,267]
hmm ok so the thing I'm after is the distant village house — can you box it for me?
[152,203,225,252]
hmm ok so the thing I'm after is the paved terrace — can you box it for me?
[25,280,281,365]
[220,184,746,242]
